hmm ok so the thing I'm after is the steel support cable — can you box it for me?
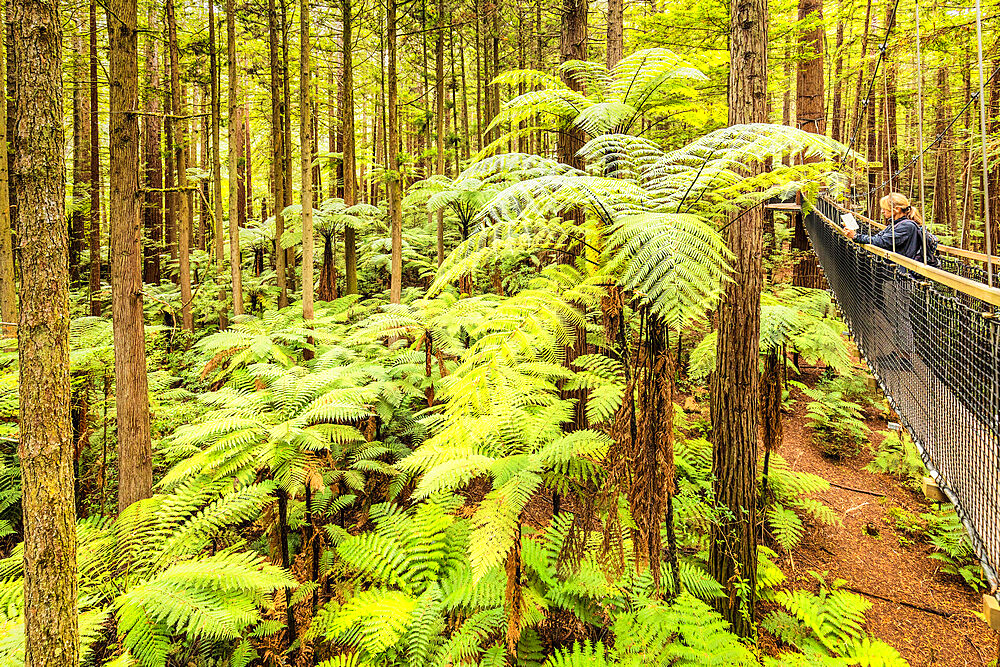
[883,56,896,254]
[975,0,995,287]
[915,0,928,265]
[851,65,1000,204]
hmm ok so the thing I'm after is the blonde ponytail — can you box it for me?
[879,192,923,225]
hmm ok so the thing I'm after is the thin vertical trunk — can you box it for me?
[142,4,162,286]
[459,29,470,161]
[209,0,225,322]
[281,0,295,295]
[342,0,358,294]
[11,0,80,660]
[72,27,88,286]
[227,0,244,315]
[388,0,403,303]
[475,0,482,150]
[334,61,342,198]
[606,0,623,69]
[831,12,844,142]
[108,0,153,511]
[0,16,13,334]
[301,0,314,320]
[90,0,102,316]
[168,0,193,330]
[269,0,288,306]
[933,66,953,234]
[435,0,445,265]
[710,0,765,638]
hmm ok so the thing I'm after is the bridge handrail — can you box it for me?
[821,197,1000,268]
[816,197,1000,309]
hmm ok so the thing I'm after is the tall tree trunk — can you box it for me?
[342,0,358,294]
[72,26,88,286]
[142,4,162,286]
[792,0,823,289]
[709,0,766,638]
[388,0,403,303]
[850,0,874,147]
[435,0,445,265]
[168,0,192,330]
[831,10,844,142]
[11,0,80,659]
[227,0,244,315]
[933,66,953,234]
[281,0,295,296]
[606,0,623,69]
[108,0,153,512]
[90,0,102,316]
[209,0,225,323]
[269,0,288,306]
[301,0,314,320]
[559,0,587,170]
[0,16,13,334]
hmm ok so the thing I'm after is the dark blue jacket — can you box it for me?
[854,216,934,263]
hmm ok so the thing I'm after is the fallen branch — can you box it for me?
[828,481,884,497]
[843,585,953,618]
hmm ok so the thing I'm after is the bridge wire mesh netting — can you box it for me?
[806,197,1000,590]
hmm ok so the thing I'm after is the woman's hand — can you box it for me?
[844,228,856,239]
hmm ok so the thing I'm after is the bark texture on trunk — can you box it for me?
[558,0,587,171]
[795,0,824,134]
[606,0,623,69]
[108,0,153,512]
[709,0,766,638]
[11,0,81,660]
[0,15,14,334]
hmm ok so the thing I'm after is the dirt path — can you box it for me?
[771,374,998,666]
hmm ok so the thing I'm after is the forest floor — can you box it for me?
[759,367,998,666]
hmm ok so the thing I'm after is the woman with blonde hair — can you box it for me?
[844,192,938,265]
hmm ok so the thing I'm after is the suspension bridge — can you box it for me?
[777,0,1000,604]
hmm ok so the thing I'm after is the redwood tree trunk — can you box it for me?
[435,0,446,265]
[0,16,14,334]
[89,0,102,316]
[558,0,587,171]
[168,0,192,330]
[227,0,244,315]
[606,0,623,69]
[142,3,162,285]
[792,0,823,289]
[388,0,403,303]
[269,0,288,307]
[300,0,314,320]
[342,0,358,294]
[11,0,81,660]
[108,0,153,512]
[209,0,225,322]
[709,0,766,638]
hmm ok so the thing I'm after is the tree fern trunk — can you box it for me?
[276,489,297,647]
